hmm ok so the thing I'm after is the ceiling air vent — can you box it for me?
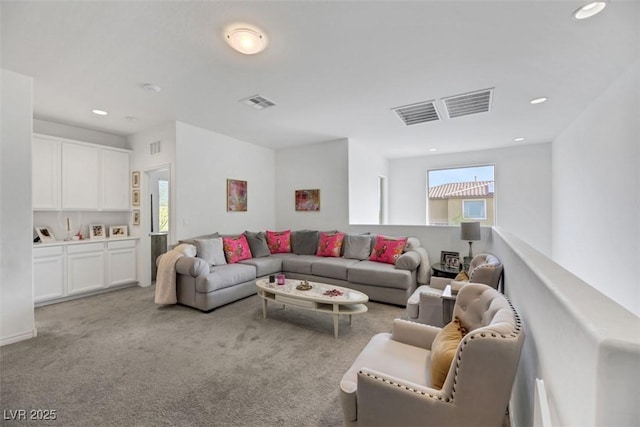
[240,94,276,110]
[392,100,440,126]
[442,88,493,119]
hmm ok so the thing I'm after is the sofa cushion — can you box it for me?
[369,235,407,265]
[243,231,271,258]
[291,230,319,255]
[348,260,414,290]
[195,264,256,293]
[316,232,345,257]
[343,234,372,260]
[194,237,226,266]
[281,255,317,274]
[180,233,220,246]
[430,317,468,389]
[239,257,282,277]
[266,230,292,254]
[174,243,197,257]
[311,257,360,281]
[222,235,252,263]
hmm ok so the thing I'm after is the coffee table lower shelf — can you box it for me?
[256,282,368,338]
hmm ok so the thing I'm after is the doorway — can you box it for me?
[147,167,170,281]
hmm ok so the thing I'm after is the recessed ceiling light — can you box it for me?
[429,148,437,152]
[514,137,525,142]
[530,97,548,105]
[92,109,108,116]
[125,116,138,122]
[224,24,268,55]
[142,83,161,93]
[572,2,607,20]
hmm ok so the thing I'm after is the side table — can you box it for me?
[431,262,460,279]
[441,284,456,324]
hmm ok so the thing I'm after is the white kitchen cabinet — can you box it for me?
[107,239,137,287]
[62,142,100,210]
[101,149,130,210]
[33,245,65,302]
[32,135,61,210]
[66,242,105,295]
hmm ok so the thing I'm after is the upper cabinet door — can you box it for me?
[62,143,100,210]
[101,149,130,210]
[33,136,62,210]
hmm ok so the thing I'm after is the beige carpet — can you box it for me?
[1,285,405,426]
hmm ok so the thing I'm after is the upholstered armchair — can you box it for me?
[340,283,524,427]
[407,253,503,326]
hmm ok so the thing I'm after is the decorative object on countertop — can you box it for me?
[323,289,344,297]
[89,224,105,239]
[35,226,55,242]
[296,280,312,291]
[109,225,128,238]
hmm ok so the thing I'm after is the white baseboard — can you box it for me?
[1,328,37,347]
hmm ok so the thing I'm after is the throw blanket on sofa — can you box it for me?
[155,249,184,305]
[411,247,431,285]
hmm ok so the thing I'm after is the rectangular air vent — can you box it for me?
[240,94,276,110]
[442,88,493,119]
[392,100,440,126]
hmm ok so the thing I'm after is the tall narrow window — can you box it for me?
[378,176,386,225]
[427,165,495,226]
[158,179,169,232]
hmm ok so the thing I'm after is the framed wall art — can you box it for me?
[132,189,140,206]
[109,225,128,237]
[90,224,106,239]
[35,226,55,242]
[295,189,320,211]
[132,171,140,188]
[133,210,140,226]
[227,179,247,212]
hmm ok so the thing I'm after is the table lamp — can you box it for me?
[460,221,481,259]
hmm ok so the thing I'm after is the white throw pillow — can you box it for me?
[173,243,197,257]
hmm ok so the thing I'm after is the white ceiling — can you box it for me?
[1,1,638,158]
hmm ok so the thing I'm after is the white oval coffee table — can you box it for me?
[256,278,368,338]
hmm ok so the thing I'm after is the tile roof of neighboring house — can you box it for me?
[429,181,495,199]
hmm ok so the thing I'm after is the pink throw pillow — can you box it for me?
[266,230,292,254]
[222,235,252,263]
[316,232,345,257]
[369,235,407,265]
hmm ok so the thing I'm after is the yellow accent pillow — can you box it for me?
[454,270,469,281]
[430,317,468,390]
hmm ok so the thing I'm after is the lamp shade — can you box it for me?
[460,222,481,241]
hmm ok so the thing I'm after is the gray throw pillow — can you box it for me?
[180,232,220,246]
[395,251,421,271]
[343,234,372,260]
[244,231,271,258]
[291,230,319,255]
[194,237,226,266]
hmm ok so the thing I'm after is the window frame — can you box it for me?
[462,199,487,220]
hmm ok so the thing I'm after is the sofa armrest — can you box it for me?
[174,256,209,277]
[395,251,421,271]
[429,276,451,290]
[391,319,441,349]
[355,369,452,425]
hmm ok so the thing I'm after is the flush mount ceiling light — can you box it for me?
[92,109,108,116]
[572,1,607,20]
[142,83,161,93]
[530,97,548,105]
[224,24,268,55]
[514,137,525,142]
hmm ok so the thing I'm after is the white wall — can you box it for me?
[387,144,553,256]
[127,121,177,286]
[490,228,640,427]
[348,139,389,224]
[1,69,36,346]
[275,139,349,231]
[175,122,275,237]
[34,118,128,149]
[552,61,640,316]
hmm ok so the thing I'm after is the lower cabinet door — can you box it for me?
[107,240,137,287]
[33,246,65,303]
[67,243,105,294]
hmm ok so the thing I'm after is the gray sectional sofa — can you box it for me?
[170,230,429,312]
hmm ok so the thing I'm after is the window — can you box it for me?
[462,199,487,220]
[427,165,495,226]
[158,179,169,232]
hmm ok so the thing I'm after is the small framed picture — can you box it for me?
[89,224,106,239]
[109,225,128,238]
[35,226,55,242]
[132,189,140,206]
[132,171,140,188]
[440,251,460,268]
[227,179,247,212]
[295,189,320,211]
[133,210,140,226]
